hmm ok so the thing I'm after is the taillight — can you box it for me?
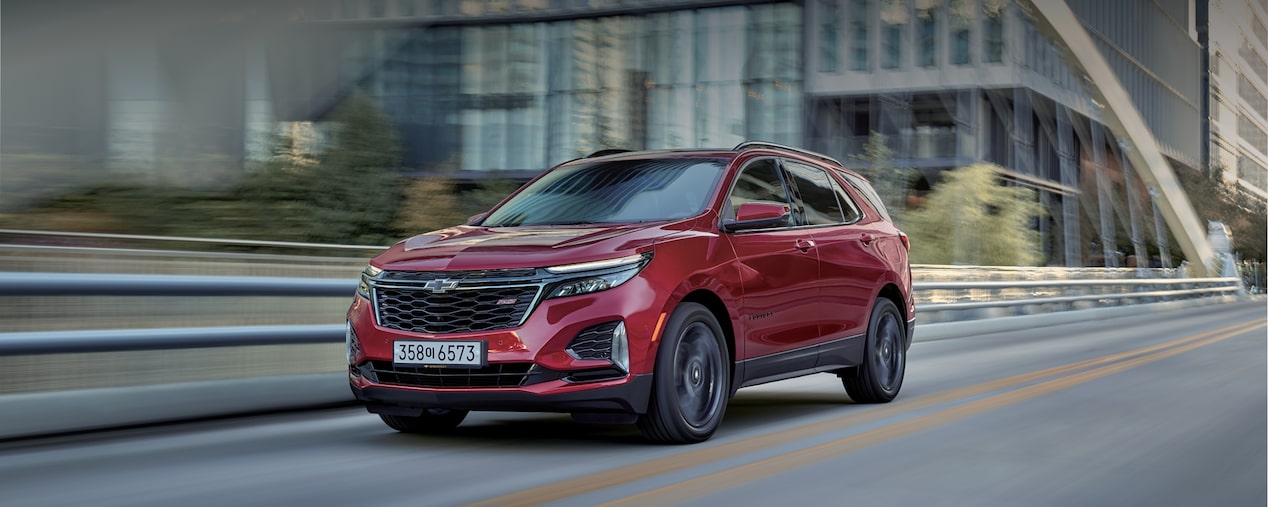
[899,232,910,250]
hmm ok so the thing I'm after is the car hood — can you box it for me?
[372,222,688,271]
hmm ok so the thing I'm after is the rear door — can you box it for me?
[782,160,887,365]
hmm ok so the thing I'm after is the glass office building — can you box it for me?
[268,1,803,174]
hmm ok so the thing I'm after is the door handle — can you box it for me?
[859,233,874,246]
[795,239,815,252]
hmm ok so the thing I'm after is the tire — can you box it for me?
[637,303,730,444]
[842,298,906,403]
[379,408,469,433]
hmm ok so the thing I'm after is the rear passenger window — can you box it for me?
[785,161,857,225]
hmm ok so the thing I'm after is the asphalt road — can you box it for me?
[2,301,1264,507]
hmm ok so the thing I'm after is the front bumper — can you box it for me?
[351,373,653,416]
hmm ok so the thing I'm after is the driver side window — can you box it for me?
[726,158,792,226]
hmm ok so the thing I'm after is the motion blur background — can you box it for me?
[1,0,1265,276]
[0,6,1264,501]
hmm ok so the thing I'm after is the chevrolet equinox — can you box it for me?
[347,142,914,444]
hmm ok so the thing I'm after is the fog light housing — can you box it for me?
[566,321,630,374]
[611,322,629,373]
[345,321,363,366]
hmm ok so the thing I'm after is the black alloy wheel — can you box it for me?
[638,302,730,444]
[842,298,906,403]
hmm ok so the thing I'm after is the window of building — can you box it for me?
[950,0,973,65]
[1240,114,1268,156]
[819,0,839,73]
[396,0,414,17]
[881,0,907,69]
[1239,154,1268,190]
[850,0,871,71]
[1253,12,1268,48]
[984,0,1005,64]
[918,5,938,68]
[341,0,360,18]
[1241,40,1268,84]
[1240,72,1268,118]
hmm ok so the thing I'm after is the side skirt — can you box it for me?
[735,334,866,389]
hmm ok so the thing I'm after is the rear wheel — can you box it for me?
[842,298,905,403]
[380,408,468,433]
[637,303,730,444]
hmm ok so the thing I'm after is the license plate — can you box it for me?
[393,340,486,367]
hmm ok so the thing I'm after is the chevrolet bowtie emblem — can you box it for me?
[421,279,460,293]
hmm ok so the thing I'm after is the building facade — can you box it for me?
[2,0,1226,267]
[1206,0,1268,199]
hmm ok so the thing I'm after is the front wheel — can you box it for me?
[380,408,469,434]
[841,298,906,403]
[637,303,730,444]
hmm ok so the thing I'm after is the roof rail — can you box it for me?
[733,141,844,168]
[585,148,634,158]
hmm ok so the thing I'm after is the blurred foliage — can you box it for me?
[856,132,917,225]
[905,163,1046,266]
[392,176,522,234]
[393,178,466,235]
[0,94,528,248]
[231,94,404,245]
[0,153,100,213]
[1176,167,1267,262]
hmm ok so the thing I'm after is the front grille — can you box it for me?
[368,361,535,388]
[568,322,618,360]
[375,285,539,334]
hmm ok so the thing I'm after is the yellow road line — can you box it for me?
[462,319,1264,507]
[600,321,1266,506]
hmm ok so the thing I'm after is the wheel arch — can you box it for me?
[679,289,736,384]
[876,283,910,349]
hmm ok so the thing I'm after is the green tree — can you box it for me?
[235,94,404,245]
[904,163,1046,266]
[1176,166,1267,263]
[393,177,466,234]
[856,132,916,225]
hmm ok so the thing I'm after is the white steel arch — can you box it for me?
[1022,0,1217,276]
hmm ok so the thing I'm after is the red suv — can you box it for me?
[347,142,914,443]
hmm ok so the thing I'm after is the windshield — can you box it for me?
[482,158,726,227]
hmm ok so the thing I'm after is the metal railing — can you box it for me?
[0,270,1243,355]
[0,232,1247,439]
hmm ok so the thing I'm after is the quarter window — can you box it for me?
[840,171,892,222]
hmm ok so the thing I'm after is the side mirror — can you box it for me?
[467,212,489,225]
[722,202,790,233]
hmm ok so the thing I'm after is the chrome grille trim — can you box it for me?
[368,271,548,334]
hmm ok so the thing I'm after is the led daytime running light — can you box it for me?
[546,253,647,274]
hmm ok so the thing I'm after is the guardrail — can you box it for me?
[0,233,1247,439]
[914,277,1242,320]
[0,271,1243,356]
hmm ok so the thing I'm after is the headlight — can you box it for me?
[546,253,651,299]
[357,265,382,299]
